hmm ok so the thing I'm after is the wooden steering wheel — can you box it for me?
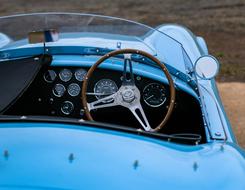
[81,49,176,132]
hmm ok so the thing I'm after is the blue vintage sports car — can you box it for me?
[0,13,244,190]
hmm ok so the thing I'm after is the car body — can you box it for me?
[0,13,244,189]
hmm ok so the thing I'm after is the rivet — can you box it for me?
[117,42,122,49]
[193,162,198,171]
[69,153,74,162]
[220,145,225,152]
[133,160,139,170]
[3,150,9,159]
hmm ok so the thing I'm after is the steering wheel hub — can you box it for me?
[122,88,135,103]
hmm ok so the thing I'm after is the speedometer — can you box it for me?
[143,83,167,107]
[94,79,118,102]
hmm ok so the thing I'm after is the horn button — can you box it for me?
[121,88,136,103]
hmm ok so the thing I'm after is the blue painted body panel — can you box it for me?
[0,122,245,190]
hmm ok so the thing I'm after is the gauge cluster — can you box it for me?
[41,68,87,116]
[41,67,169,117]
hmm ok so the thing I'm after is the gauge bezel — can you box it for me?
[94,79,118,102]
[143,82,167,108]
[75,68,87,82]
[59,69,73,82]
[61,101,74,115]
[52,83,66,97]
[68,83,81,97]
[43,70,57,83]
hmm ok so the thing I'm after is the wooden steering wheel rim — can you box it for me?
[81,49,176,132]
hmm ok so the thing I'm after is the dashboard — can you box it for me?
[43,67,168,113]
[6,66,171,125]
[5,65,205,137]
[47,67,169,114]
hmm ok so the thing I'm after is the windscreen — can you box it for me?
[0,13,193,74]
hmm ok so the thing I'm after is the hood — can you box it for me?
[0,122,245,190]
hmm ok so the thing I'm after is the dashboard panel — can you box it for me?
[5,65,205,138]
[6,66,170,123]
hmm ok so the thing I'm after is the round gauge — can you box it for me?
[61,101,74,115]
[43,70,57,83]
[94,79,118,102]
[143,83,167,107]
[75,69,87,82]
[59,69,72,82]
[68,83,81,97]
[52,84,66,97]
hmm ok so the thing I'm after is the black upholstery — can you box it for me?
[0,55,52,113]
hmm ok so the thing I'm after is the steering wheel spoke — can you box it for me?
[128,103,153,131]
[122,54,135,85]
[88,92,119,111]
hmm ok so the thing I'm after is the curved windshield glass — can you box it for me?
[0,13,193,74]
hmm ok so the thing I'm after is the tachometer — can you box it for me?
[75,69,87,82]
[59,69,72,82]
[143,83,167,107]
[94,79,118,102]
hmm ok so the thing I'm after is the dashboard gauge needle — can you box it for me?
[145,95,154,100]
